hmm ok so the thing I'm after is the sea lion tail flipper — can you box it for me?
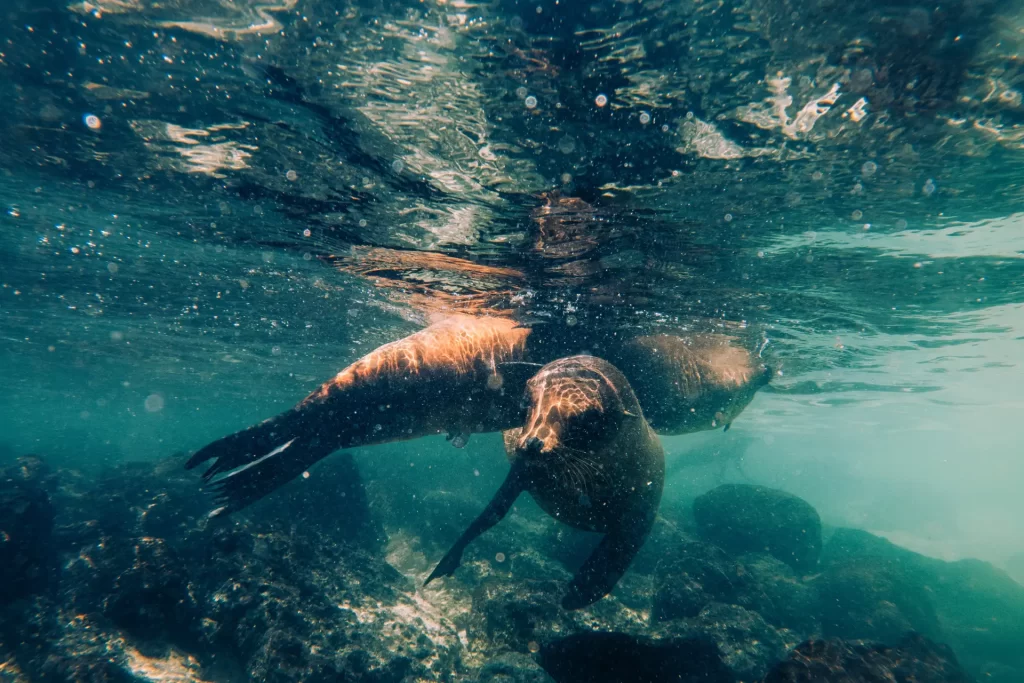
[425,461,526,586]
[561,510,655,610]
[185,411,334,516]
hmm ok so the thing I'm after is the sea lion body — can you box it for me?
[185,315,534,515]
[427,356,664,609]
[505,357,663,534]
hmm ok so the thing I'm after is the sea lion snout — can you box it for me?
[521,436,545,456]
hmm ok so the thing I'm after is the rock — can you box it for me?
[818,557,942,643]
[662,603,790,682]
[0,456,57,604]
[734,553,820,636]
[820,527,1024,677]
[763,633,975,682]
[653,541,740,621]
[477,653,556,683]
[538,632,734,683]
[653,543,819,637]
[693,485,822,573]
[103,538,200,646]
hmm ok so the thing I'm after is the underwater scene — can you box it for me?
[2,0,1024,680]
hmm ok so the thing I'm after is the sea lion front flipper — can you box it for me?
[424,460,527,586]
[561,509,656,610]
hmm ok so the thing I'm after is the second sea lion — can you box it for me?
[424,355,664,609]
[608,333,773,434]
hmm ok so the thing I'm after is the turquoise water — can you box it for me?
[2,0,1024,681]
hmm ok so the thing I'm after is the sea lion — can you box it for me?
[185,315,536,516]
[186,316,768,517]
[424,355,664,609]
[608,333,773,434]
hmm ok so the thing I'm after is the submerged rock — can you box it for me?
[817,557,942,643]
[763,633,975,683]
[653,541,740,621]
[476,653,556,683]
[662,603,790,682]
[538,632,734,683]
[0,456,57,604]
[652,541,819,636]
[693,485,822,573]
[820,527,1024,680]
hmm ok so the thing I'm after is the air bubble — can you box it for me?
[83,114,101,130]
[107,262,119,274]
[560,173,573,184]
[271,346,281,356]
[303,228,312,237]
[495,552,506,563]
[851,209,863,220]
[861,161,877,177]
[359,219,368,227]
[923,179,936,196]
[524,95,538,109]
[724,213,733,223]
[286,170,298,181]
[391,159,404,173]
[639,111,651,125]
[144,393,164,413]
[594,94,608,107]
[516,86,528,99]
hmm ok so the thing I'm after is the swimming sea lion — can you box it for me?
[608,333,772,434]
[186,316,767,517]
[424,355,664,609]
[184,315,536,516]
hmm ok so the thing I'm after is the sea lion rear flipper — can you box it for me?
[424,460,527,586]
[561,509,656,610]
[186,410,335,517]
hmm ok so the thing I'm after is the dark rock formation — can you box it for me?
[653,541,740,621]
[820,528,1024,681]
[763,633,975,683]
[665,603,790,682]
[693,485,822,573]
[0,456,56,604]
[817,557,942,643]
[476,653,556,683]
[538,632,734,683]
[653,542,819,635]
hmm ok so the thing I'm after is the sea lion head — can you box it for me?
[511,355,638,466]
